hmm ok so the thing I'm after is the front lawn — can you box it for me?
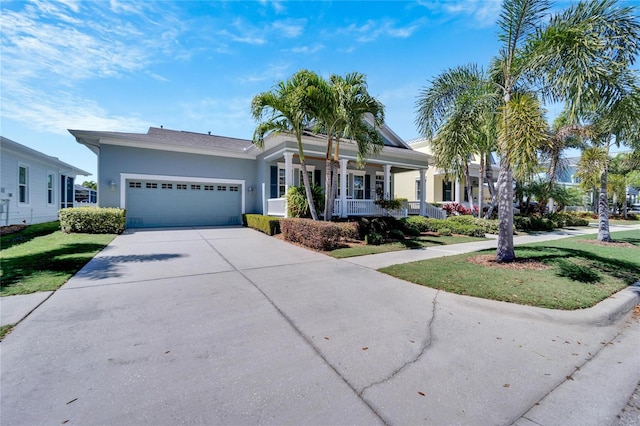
[1,222,116,296]
[329,234,487,258]
[380,230,640,310]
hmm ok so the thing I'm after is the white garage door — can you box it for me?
[125,179,242,227]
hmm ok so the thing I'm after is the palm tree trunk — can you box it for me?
[329,161,339,218]
[323,158,333,220]
[597,163,612,242]
[496,161,515,262]
[478,155,484,219]
[300,159,318,220]
[464,162,474,216]
[484,154,497,219]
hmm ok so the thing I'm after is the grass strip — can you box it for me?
[379,230,640,310]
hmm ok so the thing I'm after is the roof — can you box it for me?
[1,136,90,176]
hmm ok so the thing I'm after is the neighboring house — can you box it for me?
[393,137,500,207]
[0,136,90,226]
[74,184,98,205]
[70,125,432,228]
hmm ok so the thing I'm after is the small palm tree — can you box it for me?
[251,70,326,220]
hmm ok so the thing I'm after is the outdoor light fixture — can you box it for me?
[109,180,117,191]
[248,186,254,192]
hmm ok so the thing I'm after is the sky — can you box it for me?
[0,0,617,181]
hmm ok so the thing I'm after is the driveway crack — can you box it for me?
[359,290,440,397]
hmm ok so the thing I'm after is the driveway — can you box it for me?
[1,227,638,425]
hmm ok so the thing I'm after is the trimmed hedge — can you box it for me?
[59,207,126,234]
[402,215,492,237]
[243,214,281,236]
[280,218,358,251]
[514,212,590,231]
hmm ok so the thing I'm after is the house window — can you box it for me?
[297,170,313,187]
[443,181,452,202]
[415,179,421,201]
[375,174,384,199]
[353,175,365,200]
[18,165,29,203]
[204,185,214,191]
[176,184,187,190]
[47,172,55,204]
[161,183,173,189]
[129,181,142,188]
[145,182,158,189]
[278,169,286,197]
[191,184,201,190]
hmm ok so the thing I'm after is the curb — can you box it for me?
[448,283,640,327]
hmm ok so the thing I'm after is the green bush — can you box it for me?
[365,232,383,245]
[59,207,126,234]
[357,217,403,240]
[388,229,405,240]
[280,218,355,251]
[243,214,281,236]
[286,185,324,218]
[438,227,452,236]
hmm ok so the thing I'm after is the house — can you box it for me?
[393,137,500,209]
[69,125,432,228]
[0,136,91,226]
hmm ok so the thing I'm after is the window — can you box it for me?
[375,174,384,199]
[415,179,421,201]
[176,184,187,190]
[443,181,453,202]
[47,172,55,204]
[161,183,173,189]
[129,181,142,188]
[18,165,29,203]
[191,184,201,190]
[204,185,214,191]
[217,185,227,191]
[353,175,365,200]
[229,186,239,192]
[278,169,286,197]
[145,182,158,189]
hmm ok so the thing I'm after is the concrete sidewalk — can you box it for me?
[1,225,639,425]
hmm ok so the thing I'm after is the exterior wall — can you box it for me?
[98,144,258,213]
[0,147,80,225]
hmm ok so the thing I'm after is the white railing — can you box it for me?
[333,199,408,218]
[74,202,98,208]
[267,198,286,217]
[406,201,447,219]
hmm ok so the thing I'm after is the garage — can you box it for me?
[125,178,243,228]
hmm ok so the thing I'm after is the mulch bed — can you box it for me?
[467,254,550,270]
[575,239,636,248]
[1,225,28,236]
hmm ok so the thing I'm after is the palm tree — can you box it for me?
[416,64,498,218]
[251,70,326,220]
[315,73,385,220]
[492,0,639,260]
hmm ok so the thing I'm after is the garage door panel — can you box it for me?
[126,180,241,228]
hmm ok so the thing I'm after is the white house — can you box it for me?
[0,136,90,226]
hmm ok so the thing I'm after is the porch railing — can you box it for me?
[333,199,408,218]
[406,201,447,219]
[267,198,286,217]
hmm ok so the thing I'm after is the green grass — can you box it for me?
[589,218,639,226]
[329,234,487,258]
[1,222,116,296]
[380,230,640,310]
[0,324,15,341]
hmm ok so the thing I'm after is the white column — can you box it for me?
[384,164,391,199]
[419,168,426,216]
[340,159,348,218]
[455,178,461,203]
[284,152,294,218]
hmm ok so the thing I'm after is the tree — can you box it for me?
[251,70,326,220]
[81,180,97,190]
[491,0,639,260]
[315,73,385,220]
[416,64,498,218]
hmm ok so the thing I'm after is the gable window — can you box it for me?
[18,165,29,203]
[47,172,55,204]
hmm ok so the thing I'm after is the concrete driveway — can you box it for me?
[1,227,638,425]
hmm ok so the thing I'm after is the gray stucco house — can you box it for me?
[70,125,430,228]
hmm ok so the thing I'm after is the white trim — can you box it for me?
[119,173,246,214]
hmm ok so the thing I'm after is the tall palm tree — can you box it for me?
[416,64,498,217]
[251,70,326,220]
[492,0,639,260]
[315,73,385,220]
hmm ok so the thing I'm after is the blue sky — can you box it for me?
[1,0,581,180]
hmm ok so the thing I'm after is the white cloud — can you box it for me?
[342,19,424,43]
[272,19,306,38]
[238,63,291,84]
[418,0,501,28]
[289,44,324,54]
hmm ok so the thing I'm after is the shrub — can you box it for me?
[388,229,406,240]
[243,214,281,236]
[365,232,383,245]
[280,218,353,251]
[438,227,452,236]
[59,207,126,234]
[374,198,403,210]
[403,216,430,232]
[357,217,403,240]
[285,185,324,218]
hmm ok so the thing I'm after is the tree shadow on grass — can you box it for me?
[0,243,184,293]
[513,246,640,284]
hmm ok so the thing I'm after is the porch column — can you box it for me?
[340,159,348,218]
[384,164,391,199]
[419,168,426,216]
[284,152,294,218]
[455,178,461,203]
